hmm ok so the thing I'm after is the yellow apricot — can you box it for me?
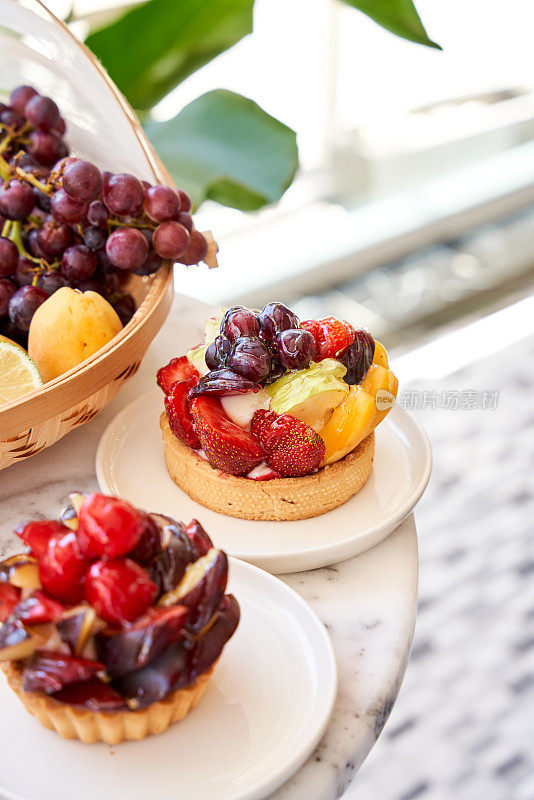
[319,385,376,465]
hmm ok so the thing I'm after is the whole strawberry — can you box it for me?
[190,396,265,476]
[252,410,325,477]
[300,317,355,360]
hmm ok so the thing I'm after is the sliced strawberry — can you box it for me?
[14,590,65,625]
[300,317,355,360]
[0,583,21,623]
[251,410,325,477]
[157,356,199,395]
[190,396,265,476]
[165,377,200,449]
[15,520,69,560]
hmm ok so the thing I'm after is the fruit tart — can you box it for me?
[0,492,239,744]
[158,303,398,521]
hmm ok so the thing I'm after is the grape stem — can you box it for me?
[0,153,11,182]
[15,167,51,196]
[1,219,11,238]
[7,220,42,265]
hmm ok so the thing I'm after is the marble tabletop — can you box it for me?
[0,295,419,800]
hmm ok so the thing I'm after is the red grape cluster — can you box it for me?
[0,85,208,348]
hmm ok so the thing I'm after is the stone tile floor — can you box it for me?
[347,332,534,800]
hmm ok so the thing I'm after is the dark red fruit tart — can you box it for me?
[0,492,239,744]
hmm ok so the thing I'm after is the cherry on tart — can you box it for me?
[0,493,239,743]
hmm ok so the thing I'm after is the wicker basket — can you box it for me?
[0,0,190,469]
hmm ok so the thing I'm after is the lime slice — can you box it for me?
[0,338,43,405]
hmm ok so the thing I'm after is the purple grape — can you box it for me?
[112,292,136,326]
[0,238,19,277]
[189,369,260,398]
[228,336,271,382]
[103,173,144,216]
[29,130,66,166]
[25,95,60,132]
[177,189,191,212]
[8,285,48,331]
[221,307,259,342]
[14,258,36,287]
[152,221,189,260]
[0,278,16,317]
[36,271,69,295]
[84,226,106,252]
[102,269,121,297]
[132,249,163,276]
[50,188,87,224]
[275,328,315,370]
[27,229,47,260]
[179,230,207,265]
[61,245,97,282]
[37,218,73,257]
[177,211,193,232]
[259,302,299,343]
[143,186,180,223]
[0,319,28,349]
[205,335,232,370]
[62,160,103,204]
[0,181,35,220]
[0,109,25,130]
[87,200,109,228]
[339,330,375,385]
[140,228,153,248]
[54,117,66,136]
[265,356,286,384]
[34,189,51,213]
[106,228,148,270]
[9,85,38,114]
[75,278,103,294]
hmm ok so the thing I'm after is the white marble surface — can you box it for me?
[0,295,419,800]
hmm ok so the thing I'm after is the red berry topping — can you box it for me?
[39,532,92,605]
[157,355,199,395]
[190,396,265,476]
[300,317,355,360]
[15,520,68,559]
[251,410,325,477]
[164,377,201,449]
[0,583,21,623]
[14,590,64,625]
[85,559,157,626]
[77,493,144,559]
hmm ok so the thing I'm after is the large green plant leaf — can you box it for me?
[144,90,298,211]
[86,0,254,111]
[340,0,440,48]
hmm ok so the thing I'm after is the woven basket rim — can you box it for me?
[0,0,175,434]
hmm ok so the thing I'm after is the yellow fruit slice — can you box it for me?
[373,340,389,369]
[319,385,376,465]
[0,339,42,406]
[288,389,347,432]
[361,364,398,429]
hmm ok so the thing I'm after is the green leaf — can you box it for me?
[85,0,254,111]
[144,90,298,211]
[339,0,440,49]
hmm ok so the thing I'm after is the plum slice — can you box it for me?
[14,590,64,626]
[185,520,213,558]
[0,619,48,661]
[0,555,41,591]
[158,548,228,634]
[112,593,240,709]
[52,678,127,711]
[22,650,105,693]
[95,605,188,677]
[147,534,192,596]
[57,605,98,655]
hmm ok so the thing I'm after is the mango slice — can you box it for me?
[373,340,389,369]
[319,385,376,465]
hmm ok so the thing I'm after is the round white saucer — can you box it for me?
[96,390,431,573]
[0,558,336,800]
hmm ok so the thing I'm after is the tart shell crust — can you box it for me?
[0,660,213,745]
[161,412,375,521]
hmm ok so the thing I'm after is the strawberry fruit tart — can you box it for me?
[158,303,398,521]
[0,493,239,744]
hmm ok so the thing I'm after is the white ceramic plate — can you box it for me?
[96,390,431,573]
[0,558,336,800]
